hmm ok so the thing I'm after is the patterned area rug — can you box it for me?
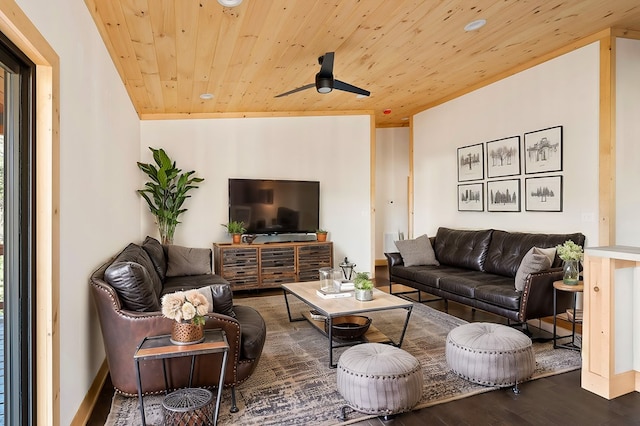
[105,294,581,425]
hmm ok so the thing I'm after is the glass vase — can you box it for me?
[562,260,579,285]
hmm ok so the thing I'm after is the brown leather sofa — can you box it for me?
[90,236,266,412]
[385,227,586,324]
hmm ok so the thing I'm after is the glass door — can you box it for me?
[0,32,36,426]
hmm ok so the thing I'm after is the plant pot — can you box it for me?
[316,233,327,242]
[170,322,204,345]
[232,233,242,244]
[355,289,373,301]
[562,259,580,285]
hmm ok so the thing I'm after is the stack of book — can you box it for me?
[566,309,583,322]
[316,287,353,299]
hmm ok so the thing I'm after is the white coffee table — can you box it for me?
[282,281,413,367]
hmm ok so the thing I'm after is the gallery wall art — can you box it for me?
[456,125,564,213]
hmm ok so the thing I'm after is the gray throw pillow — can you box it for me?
[394,234,439,267]
[514,247,552,291]
[197,284,236,318]
[166,245,212,277]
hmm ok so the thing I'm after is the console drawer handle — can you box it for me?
[593,286,599,292]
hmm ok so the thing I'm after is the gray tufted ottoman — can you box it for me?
[446,322,535,390]
[337,343,423,419]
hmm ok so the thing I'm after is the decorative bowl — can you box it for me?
[324,315,371,340]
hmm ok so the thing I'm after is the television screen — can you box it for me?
[229,178,320,234]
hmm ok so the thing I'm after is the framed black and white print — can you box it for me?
[525,175,563,212]
[486,136,520,178]
[523,125,563,174]
[487,179,520,212]
[457,143,484,182]
[458,183,484,211]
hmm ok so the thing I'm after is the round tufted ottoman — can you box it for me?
[446,322,535,387]
[337,343,423,419]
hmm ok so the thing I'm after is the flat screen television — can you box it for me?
[228,178,320,235]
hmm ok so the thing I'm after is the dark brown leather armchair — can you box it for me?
[90,238,266,412]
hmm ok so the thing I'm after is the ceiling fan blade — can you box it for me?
[334,79,370,97]
[274,83,316,98]
[318,52,335,77]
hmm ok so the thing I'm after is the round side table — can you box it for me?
[552,280,583,351]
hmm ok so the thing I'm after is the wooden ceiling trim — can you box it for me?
[140,109,375,121]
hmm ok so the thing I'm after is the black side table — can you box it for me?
[134,328,229,426]
[552,280,583,351]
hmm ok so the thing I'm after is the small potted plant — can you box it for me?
[316,228,328,242]
[353,271,374,301]
[222,221,246,244]
[556,240,584,285]
[161,290,209,345]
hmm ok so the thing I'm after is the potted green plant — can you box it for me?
[353,271,374,301]
[316,228,328,242]
[137,147,204,244]
[222,221,246,244]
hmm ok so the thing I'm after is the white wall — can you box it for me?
[375,127,409,259]
[413,43,601,246]
[16,0,142,424]
[616,38,640,246]
[140,115,374,273]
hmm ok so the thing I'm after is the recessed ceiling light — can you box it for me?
[464,19,486,32]
[199,93,214,100]
[401,117,409,121]
[218,0,242,7]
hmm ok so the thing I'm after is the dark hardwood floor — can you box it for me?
[87,266,640,425]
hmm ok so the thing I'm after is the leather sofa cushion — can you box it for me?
[474,284,521,310]
[104,247,161,312]
[141,236,167,281]
[233,305,267,360]
[104,243,163,311]
[483,230,586,277]
[162,275,235,317]
[166,245,212,277]
[434,227,493,271]
[439,270,492,298]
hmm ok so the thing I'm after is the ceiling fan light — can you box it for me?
[316,75,333,93]
[217,0,242,7]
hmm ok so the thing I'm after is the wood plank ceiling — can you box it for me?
[84,0,640,127]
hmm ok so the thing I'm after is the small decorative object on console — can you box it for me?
[162,290,210,344]
[221,221,246,244]
[556,240,583,285]
[316,228,328,242]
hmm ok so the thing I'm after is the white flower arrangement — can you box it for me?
[161,290,209,326]
[556,240,584,262]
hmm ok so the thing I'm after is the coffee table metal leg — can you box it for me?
[395,306,413,347]
[328,316,336,368]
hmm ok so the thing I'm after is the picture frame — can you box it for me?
[525,175,563,212]
[523,125,563,174]
[457,143,484,182]
[458,183,484,211]
[487,178,520,212]
[486,136,520,178]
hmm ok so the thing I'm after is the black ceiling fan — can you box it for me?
[275,52,370,98]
